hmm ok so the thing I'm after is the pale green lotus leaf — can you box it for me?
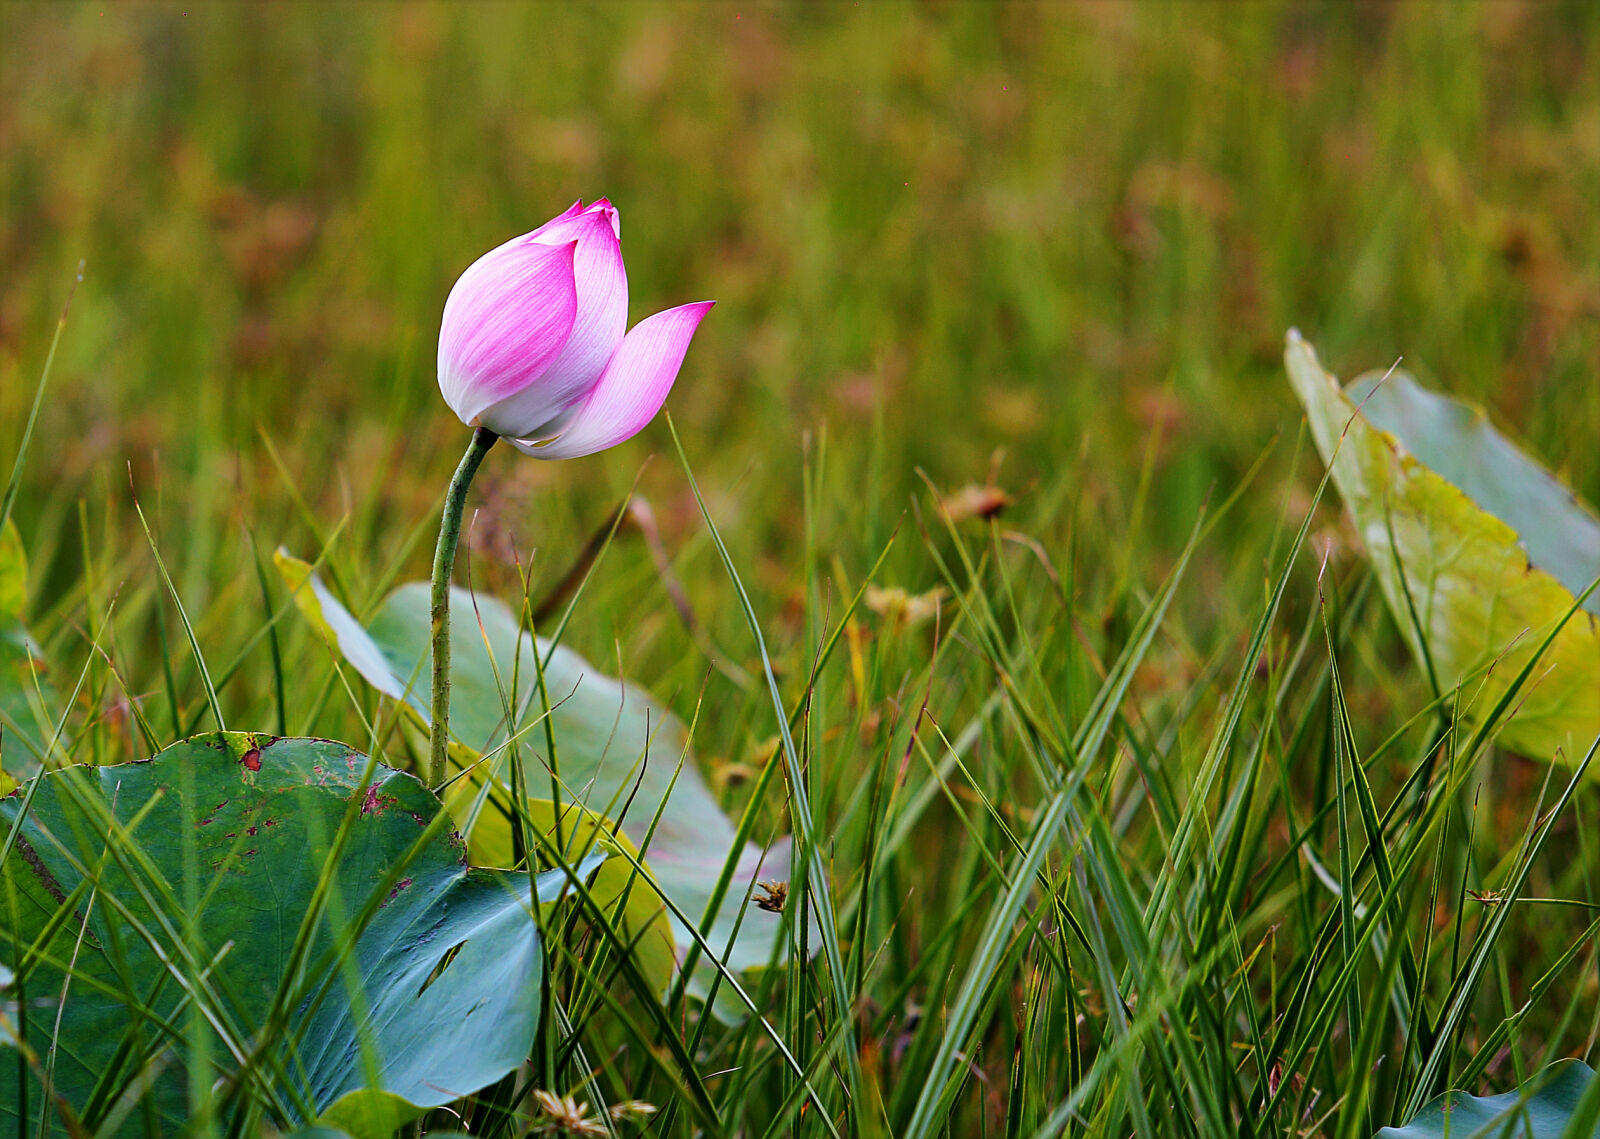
[276,551,801,1021]
[1286,331,1600,767]
[1375,1059,1599,1138]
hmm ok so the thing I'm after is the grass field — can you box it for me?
[2,3,1598,1136]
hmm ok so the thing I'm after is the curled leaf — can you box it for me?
[1285,331,1600,766]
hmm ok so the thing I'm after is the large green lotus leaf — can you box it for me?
[1375,1059,1599,1138]
[276,552,798,1015]
[0,732,594,1136]
[1286,331,1600,767]
[0,520,61,774]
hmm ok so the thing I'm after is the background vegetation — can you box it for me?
[2,2,1597,1135]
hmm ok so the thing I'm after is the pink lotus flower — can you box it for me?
[437,199,713,459]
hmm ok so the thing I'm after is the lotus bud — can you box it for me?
[437,199,713,458]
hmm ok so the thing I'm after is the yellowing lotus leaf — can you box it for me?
[0,521,60,772]
[0,520,24,621]
[1285,330,1600,768]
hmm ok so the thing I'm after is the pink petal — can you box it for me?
[584,198,621,238]
[510,301,714,460]
[524,199,585,241]
[514,206,630,417]
[437,239,579,433]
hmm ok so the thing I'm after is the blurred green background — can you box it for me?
[2,0,1597,714]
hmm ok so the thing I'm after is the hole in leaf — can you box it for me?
[417,940,467,997]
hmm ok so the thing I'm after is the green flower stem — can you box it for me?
[428,425,498,788]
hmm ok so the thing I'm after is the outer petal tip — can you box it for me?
[524,200,585,243]
[584,197,621,237]
[513,300,714,461]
